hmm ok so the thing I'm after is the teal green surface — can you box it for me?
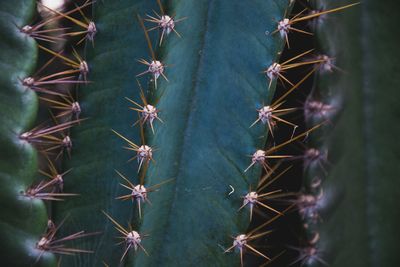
[54,1,164,266]
[308,0,400,266]
[134,1,289,266]
[0,1,55,266]
[55,0,290,266]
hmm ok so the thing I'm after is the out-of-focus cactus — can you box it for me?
[301,0,400,266]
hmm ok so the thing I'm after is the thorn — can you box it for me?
[102,211,148,261]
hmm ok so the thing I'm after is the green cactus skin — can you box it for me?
[0,1,56,266]
[53,0,294,266]
[303,0,400,266]
[52,1,160,265]
[134,0,291,266]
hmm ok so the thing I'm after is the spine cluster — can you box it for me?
[15,1,98,263]
[3,0,357,266]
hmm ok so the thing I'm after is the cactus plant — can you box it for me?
[0,1,58,266]
[1,0,398,267]
[54,1,300,266]
[300,0,400,266]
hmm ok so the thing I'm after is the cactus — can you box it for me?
[0,1,57,266]
[2,0,398,267]
[53,1,299,266]
[300,0,400,266]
